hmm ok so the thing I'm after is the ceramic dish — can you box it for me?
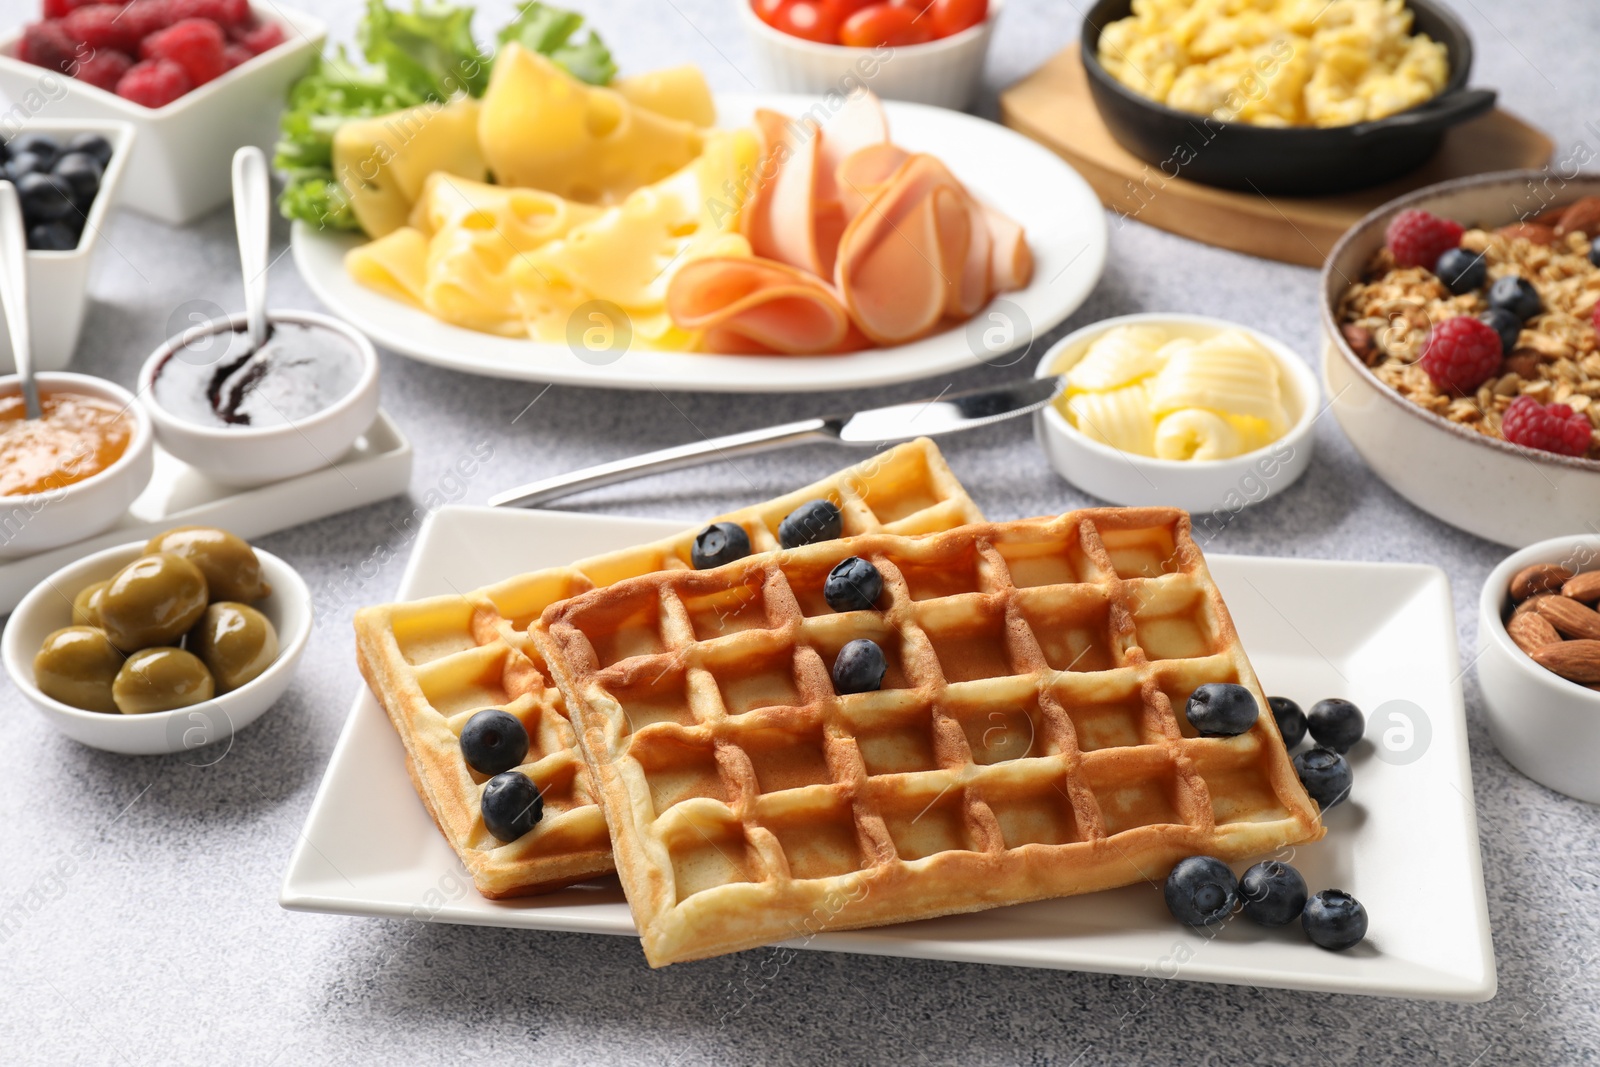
[1321,170,1600,548]
[0,410,410,614]
[282,505,1494,1002]
[137,309,381,488]
[1080,0,1494,194]
[0,7,324,224]
[737,0,1002,110]
[1032,314,1317,513]
[0,371,153,558]
[1477,534,1600,804]
[291,91,1107,392]
[2,539,311,755]
[0,120,135,372]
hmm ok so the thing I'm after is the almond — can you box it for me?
[1513,594,1557,617]
[1496,222,1559,245]
[1555,196,1600,238]
[1508,611,1562,655]
[1511,563,1573,601]
[1531,641,1600,683]
[1535,596,1600,640]
[1560,571,1600,603]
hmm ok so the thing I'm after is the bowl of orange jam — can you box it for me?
[0,372,153,558]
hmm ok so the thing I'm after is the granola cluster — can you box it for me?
[1336,225,1600,459]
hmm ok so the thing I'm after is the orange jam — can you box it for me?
[0,390,131,496]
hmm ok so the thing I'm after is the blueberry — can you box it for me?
[4,151,47,182]
[27,221,77,251]
[778,498,842,549]
[1293,746,1353,810]
[1268,696,1307,749]
[480,771,544,842]
[1433,247,1485,293]
[1480,308,1521,355]
[15,172,74,223]
[52,152,103,206]
[65,132,113,169]
[1591,237,1600,270]
[1184,682,1259,737]
[832,638,886,694]
[824,556,882,612]
[1163,856,1238,926]
[1307,697,1364,752]
[691,522,750,570]
[459,708,530,776]
[1302,889,1368,951]
[10,134,58,170]
[1239,860,1308,926]
[1488,275,1542,321]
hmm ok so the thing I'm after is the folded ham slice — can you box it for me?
[667,257,860,355]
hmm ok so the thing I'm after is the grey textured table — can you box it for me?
[3,0,1598,1062]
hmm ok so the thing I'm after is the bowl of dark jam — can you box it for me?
[138,309,379,487]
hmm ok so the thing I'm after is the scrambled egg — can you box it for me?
[1097,0,1449,127]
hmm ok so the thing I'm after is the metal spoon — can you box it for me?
[0,181,40,419]
[231,145,271,351]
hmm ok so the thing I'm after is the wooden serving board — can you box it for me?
[999,47,1555,267]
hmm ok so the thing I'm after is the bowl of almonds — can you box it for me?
[1479,535,1600,803]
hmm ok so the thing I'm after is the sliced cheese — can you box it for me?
[614,65,716,127]
[346,227,430,308]
[333,97,487,238]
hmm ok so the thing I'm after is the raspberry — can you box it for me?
[222,42,251,69]
[71,47,133,90]
[43,0,98,18]
[119,0,174,41]
[1418,315,1503,395]
[235,19,283,55]
[169,0,249,26]
[19,20,80,73]
[1386,209,1465,269]
[140,17,226,86]
[62,4,140,53]
[1501,395,1593,457]
[115,56,190,106]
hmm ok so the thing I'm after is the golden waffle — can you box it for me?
[533,507,1324,966]
[353,439,984,898]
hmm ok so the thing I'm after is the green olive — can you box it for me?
[33,626,124,713]
[71,580,109,628]
[112,647,215,715]
[188,601,278,692]
[145,526,270,603]
[98,553,210,652]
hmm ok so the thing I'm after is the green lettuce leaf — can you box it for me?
[496,2,616,85]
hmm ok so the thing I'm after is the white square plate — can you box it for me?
[281,506,1494,1001]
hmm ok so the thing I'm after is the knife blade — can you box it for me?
[488,376,1065,509]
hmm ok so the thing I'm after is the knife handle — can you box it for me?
[489,417,842,509]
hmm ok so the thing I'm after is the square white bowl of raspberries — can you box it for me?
[0,0,325,225]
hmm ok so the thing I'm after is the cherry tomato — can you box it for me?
[839,3,933,47]
[822,0,878,25]
[776,1,844,43]
[752,0,792,27]
[929,0,986,37]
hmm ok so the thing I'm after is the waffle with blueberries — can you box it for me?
[353,439,985,898]
[532,507,1324,966]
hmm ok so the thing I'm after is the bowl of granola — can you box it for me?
[1322,170,1600,547]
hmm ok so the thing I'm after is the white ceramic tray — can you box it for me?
[0,410,412,614]
[291,93,1108,392]
[281,505,1494,1001]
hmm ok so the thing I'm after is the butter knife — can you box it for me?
[489,376,1065,509]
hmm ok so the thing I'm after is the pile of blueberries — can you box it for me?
[2,131,115,251]
[1173,685,1368,950]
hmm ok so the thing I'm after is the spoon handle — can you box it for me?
[0,182,38,420]
[232,146,271,349]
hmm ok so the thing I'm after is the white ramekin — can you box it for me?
[137,309,380,488]
[1032,313,1318,514]
[1,539,311,755]
[737,0,1002,110]
[1477,534,1600,804]
[0,6,325,224]
[0,371,153,558]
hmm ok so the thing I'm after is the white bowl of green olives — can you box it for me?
[1,526,311,755]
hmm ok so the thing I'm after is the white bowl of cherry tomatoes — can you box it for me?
[0,0,324,225]
[740,0,1000,111]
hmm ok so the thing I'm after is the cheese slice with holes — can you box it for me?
[333,97,487,238]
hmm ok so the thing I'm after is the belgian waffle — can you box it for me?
[353,439,984,898]
[533,508,1323,966]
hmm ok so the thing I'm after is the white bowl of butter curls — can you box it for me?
[1034,313,1318,519]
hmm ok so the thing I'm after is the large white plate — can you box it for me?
[290,94,1108,392]
[281,505,1494,1001]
